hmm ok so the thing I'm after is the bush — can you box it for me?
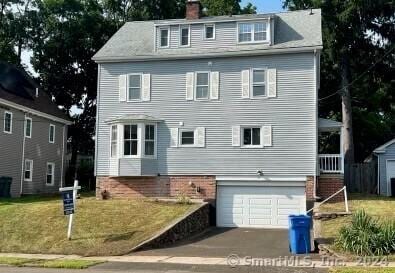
[336,210,395,256]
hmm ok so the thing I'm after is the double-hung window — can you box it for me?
[242,127,261,147]
[128,74,142,101]
[204,24,215,39]
[180,25,190,46]
[49,124,55,143]
[25,117,32,138]
[4,111,12,133]
[110,125,118,157]
[124,124,138,156]
[180,130,195,146]
[195,72,209,99]
[238,22,267,43]
[252,69,266,97]
[159,27,169,47]
[24,159,33,181]
[46,162,55,185]
[144,125,155,156]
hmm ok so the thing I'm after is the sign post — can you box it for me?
[59,180,81,240]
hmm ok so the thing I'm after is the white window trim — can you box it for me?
[49,124,55,143]
[24,159,33,182]
[46,162,55,186]
[179,25,191,47]
[127,73,143,102]
[25,117,32,138]
[251,68,268,98]
[194,71,210,101]
[110,125,118,158]
[159,26,170,48]
[179,129,195,147]
[204,23,216,40]
[143,123,157,158]
[237,21,270,44]
[3,111,12,134]
[241,126,263,148]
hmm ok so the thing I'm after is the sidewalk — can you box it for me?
[0,253,394,268]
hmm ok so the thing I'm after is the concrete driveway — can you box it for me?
[135,228,314,258]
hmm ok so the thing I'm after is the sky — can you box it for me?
[242,0,284,13]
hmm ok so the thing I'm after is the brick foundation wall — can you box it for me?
[96,175,216,202]
[306,176,315,201]
[317,174,345,202]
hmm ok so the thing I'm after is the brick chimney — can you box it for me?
[186,0,202,20]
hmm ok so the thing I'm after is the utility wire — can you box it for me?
[318,44,395,101]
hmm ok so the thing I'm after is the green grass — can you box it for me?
[319,194,395,259]
[0,194,195,256]
[330,268,395,273]
[0,257,102,269]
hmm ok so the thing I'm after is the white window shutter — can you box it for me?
[195,127,205,147]
[210,72,219,100]
[142,74,151,101]
[241,69,250,98]
[186,72,194,100]
[232,126,241,146]
[262,125,272,147]
[267,68,277,98]
[170,128,179,147]
[119,74,127,101]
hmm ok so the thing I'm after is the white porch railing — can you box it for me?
[319,154,343,173]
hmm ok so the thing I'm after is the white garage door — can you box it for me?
[217,185,306,228]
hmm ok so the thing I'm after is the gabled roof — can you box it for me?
[0,62,71,124]
[318,118,342,132]
[93,9,322,62]
[373,138,395,154]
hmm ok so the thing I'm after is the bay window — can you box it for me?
[124,124,138,156]
[144,125,155,156]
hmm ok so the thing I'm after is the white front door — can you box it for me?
[387,160,395,196]
[216,185,306,228]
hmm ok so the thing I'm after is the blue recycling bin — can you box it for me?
[288,214,311,254]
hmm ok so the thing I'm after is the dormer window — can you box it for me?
[204,24,215,40]
[159,27,169,47]
[180,25,190,46]
[238,21,268,43]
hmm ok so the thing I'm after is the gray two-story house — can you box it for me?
[93,1,345,228]
[0,62,71,197]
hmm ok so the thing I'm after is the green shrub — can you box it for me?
[335,210,395,256]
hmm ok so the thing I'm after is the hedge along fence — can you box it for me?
[336,210,395,256]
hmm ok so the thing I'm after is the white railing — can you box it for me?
[319,154,343,173]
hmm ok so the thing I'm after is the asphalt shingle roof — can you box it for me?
[0,62,70,122]
[93,9,322,62]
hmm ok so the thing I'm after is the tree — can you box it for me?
[200,0,256,16]
[284,0,395,163]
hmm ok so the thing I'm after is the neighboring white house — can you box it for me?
[374,138,395,196]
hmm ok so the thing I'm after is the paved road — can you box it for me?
[0,263,328,273]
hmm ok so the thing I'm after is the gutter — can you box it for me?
[20,114,27,195]
[92,45,323,63]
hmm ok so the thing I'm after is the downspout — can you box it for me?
[313,49,319,199]
[60,125,66,188]
[20,113,27,195]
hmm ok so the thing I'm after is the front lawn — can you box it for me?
[319,194,395,259]
[330,268,395,273]
[0,194,195,256]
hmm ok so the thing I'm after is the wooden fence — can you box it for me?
[344,163,377,194]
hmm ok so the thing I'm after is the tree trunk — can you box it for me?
[340,55,355,166]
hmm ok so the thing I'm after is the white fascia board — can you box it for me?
[93,45,323,63]
[216,175,307,182]
[0,98,72,125]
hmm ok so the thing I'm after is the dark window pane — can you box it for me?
[145,142,154,156]
[160,29,168,46]
[181,28,189,45]
[129,75,140,87]
[206,26,214,38]
[124,140,131,155]
[252,128,261,145]
[47,175,52,184]
[253,70,265,83]
[243,128,251,145]
[196,86,208,99]
[253,85,266,96]
[130,125,137,139]
[145,125,154,140]
[129,87,140,100]
[131,140,138,155]
[254,32,266,41]
[196,73,209,85]
[24,171,30,179]
[124,125,131,139]
[181,131,194,145]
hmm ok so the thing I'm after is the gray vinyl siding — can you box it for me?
[157,20,267,52]
[0,107,24,196]
[96,52,316,177]
[378,143,395,196]
[0,106,67,197]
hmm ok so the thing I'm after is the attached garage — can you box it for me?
[216,182,306,229]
